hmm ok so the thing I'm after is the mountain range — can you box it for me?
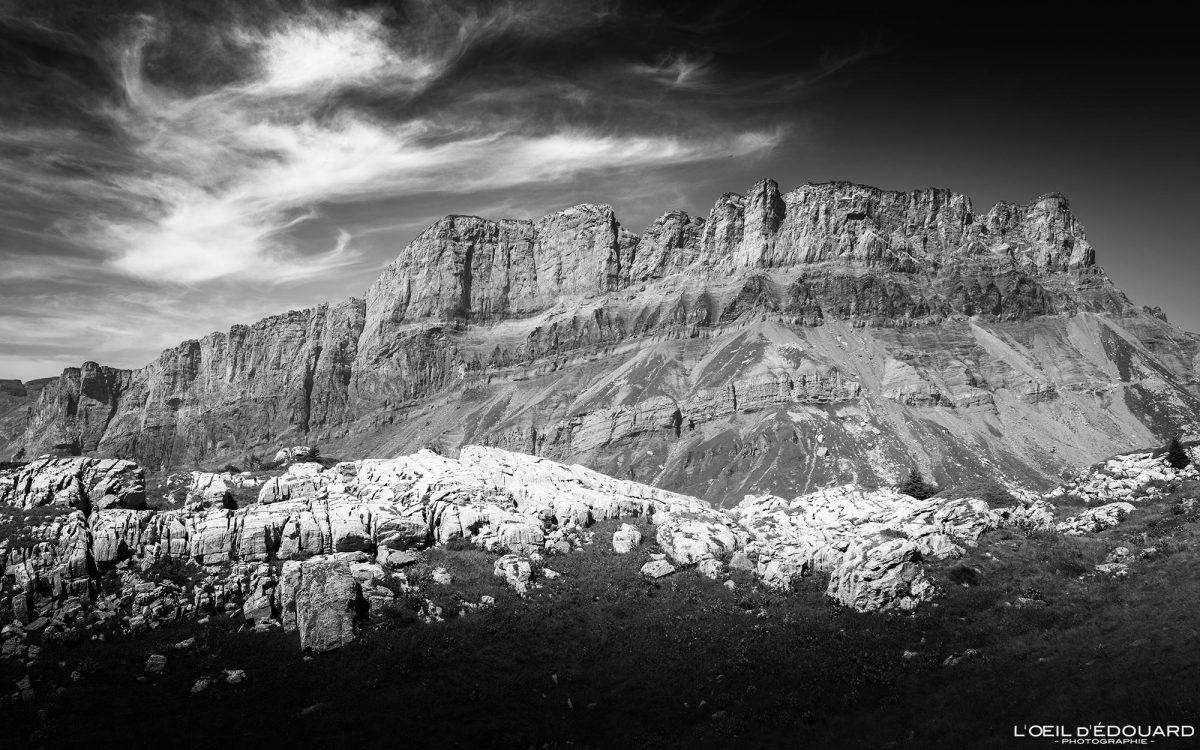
[7,178,1199,504]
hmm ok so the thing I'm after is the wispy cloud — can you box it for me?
[630,52,712,89]
[0,0,806,378]
[62,6,780,286]
[241,8,438,96]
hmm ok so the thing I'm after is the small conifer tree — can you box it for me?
[899,467,936,499]
[1164,435,1190,470]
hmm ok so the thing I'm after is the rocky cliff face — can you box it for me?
[0,379,51,461]
[18,302,366,468]
[15,179,1200,502]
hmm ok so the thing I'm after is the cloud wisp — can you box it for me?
[4,0,1195,381]
[51,4,782,286]
[0,0,809,378]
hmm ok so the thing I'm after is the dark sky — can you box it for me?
[1,1,1197,380]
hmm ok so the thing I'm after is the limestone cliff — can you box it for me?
[0,379,50,461]
[15,179,1200,502]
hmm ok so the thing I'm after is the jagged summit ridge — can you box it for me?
[361,179,1101,330]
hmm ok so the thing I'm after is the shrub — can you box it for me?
[228,485,260,508]
[1056,492,1090,508]
[442,537,479,552]
[1139,478,1170,493]
[369,599,419,631]
[898,467,936,500]
[1172,498,1200,522]
[1048,552,1089,578]
[1016,584,1044,601]
[937,481,1017,508]
[75,656,99,676]
[144,556,207,586]
[948,565,979,586]
[99,569,123,596]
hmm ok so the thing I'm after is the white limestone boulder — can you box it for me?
[697,558,724,580]
[655,510,744,565]
[1056,502,1136,535]
[640,559,676,579]
[999,500,1057,532]
[279,557,362,651]
[826,539,935,612]
[185,472,235,511]
[493,554,533,595]
[612,523,643,554]
[736,485,998,595]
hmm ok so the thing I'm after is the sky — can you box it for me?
[1,0,1197,381]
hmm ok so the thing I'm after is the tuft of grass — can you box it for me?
[440,536,480,553]
[227,484,261,508]
[947,565,979,586]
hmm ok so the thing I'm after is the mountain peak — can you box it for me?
[12,180,1191,505]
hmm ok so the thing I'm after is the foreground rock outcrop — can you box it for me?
[1048,449,1199,504]
[827,539,934,612]
[734,485,1002,610]
[1,447,719,650]
[4,444,1181,655]
[280,557,362,652]
[13,181,1200,504]
[0,457,146,511]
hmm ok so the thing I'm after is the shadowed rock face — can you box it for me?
[0,379,50,459]
[280,558,361,652]
[14,179,1200,500]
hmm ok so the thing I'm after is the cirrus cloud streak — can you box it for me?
[0,0,807,379]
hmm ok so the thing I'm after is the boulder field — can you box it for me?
[3,445,1189,654]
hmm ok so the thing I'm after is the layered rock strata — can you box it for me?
[14,180,1199,502]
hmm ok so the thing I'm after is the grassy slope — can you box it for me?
[2,505,1199,750]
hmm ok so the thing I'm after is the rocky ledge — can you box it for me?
[1,446,1192,656]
